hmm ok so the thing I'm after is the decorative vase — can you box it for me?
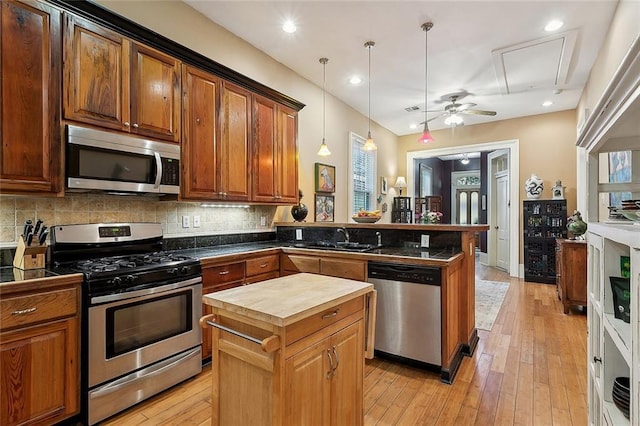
[525,173,544,199]
[567,210,587,239]
[552,179,565,200]
[291,189,308,222]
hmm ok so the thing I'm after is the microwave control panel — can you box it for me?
[161,158,180,186]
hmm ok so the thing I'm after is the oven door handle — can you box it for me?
[89,347,201,398]
[91,277,202,305]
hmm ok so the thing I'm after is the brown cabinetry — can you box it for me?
[280,253,366,282]
[64,14,181,142]
[182,65,251,201]
[253,96,298,204]
[555,239,587,314]
[0,275,81,426]
[1,0,62,195]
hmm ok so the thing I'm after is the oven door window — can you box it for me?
[105,289,192,358]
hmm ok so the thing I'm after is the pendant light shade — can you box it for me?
[317,57,331,156]
[418,22,434,144]
[363,41,377,151]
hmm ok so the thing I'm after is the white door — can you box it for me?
[496,173,509,270]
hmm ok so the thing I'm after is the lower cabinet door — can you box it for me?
[0,319,79,425]
[329,321,364,426]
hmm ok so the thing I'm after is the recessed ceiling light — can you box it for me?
[349,76,362,85]
[542,100,553,107]
[545,20,564,32]
[282,20,296,33]
[409,123,417,129]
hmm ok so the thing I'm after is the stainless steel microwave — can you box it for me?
[66,125,180,195]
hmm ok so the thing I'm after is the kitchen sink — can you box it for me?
[286,240,378,252]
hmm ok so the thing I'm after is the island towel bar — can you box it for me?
[200,314,280,353]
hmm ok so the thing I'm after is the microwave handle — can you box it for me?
[153,151,162,189]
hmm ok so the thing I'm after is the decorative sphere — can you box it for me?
[291,203,308,222]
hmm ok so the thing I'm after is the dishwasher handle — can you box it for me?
[367,261,441,285]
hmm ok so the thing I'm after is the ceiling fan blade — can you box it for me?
[461,109,497,116]
[456,103,476,112]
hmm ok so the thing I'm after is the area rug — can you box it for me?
[475,279,510,331]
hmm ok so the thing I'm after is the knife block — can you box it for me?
[13,236,48,270]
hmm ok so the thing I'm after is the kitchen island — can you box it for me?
[201,273,375,426]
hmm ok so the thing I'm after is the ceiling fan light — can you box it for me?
[444,114,464,126]
[418,123,434,144]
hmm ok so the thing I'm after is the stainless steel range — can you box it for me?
[50,223,202,425]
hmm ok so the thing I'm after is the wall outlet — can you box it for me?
[420,234,430,248]
[260,216,267,227]
[181,215,190,228]
[295,229,303,240]
[193,215,201,228]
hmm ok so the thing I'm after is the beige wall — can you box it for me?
[577,0,640,129]
[397,110,578,263]
[95,0,398,224]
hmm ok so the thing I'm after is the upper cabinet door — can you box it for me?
[63,13,130,132]
[278,105,298,204]
[130,43,181,143]
[1,0,62,195]
[220,81,251,201]
[181,64,220,199]
[252,95,278,202]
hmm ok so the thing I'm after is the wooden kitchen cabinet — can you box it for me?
[0,275,81,426]
[555,238,587,314]
[280,253,366,281]
[285,321,363,425]
[182,65,252,201]
[0,0,63,195]
[253,95,298,204]
[64,13,181,142]
[202,273,373,425]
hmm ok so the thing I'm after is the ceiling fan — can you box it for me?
[423,95,497,126]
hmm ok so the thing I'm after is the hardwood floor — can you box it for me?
[101,264,587,425]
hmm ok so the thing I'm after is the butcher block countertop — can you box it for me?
[202,273,373,327]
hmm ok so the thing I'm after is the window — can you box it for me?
[349,132,377,214]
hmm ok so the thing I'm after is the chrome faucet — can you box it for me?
[376,231,382,247]
[337,227,350,243]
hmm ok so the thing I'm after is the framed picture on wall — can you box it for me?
[315,163,335,193]
[380,176,388,194]
[315,194,335,222]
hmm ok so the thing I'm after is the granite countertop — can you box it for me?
[1,240,462,284]
[202,273,373,326]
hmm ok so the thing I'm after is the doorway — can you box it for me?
[406,140,519,277]
[488,149,510,271]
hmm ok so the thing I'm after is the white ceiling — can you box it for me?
[184,0,619,135]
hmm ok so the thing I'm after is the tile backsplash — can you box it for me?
[0,194,278,246]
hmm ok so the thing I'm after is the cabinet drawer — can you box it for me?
[246,255,279,277]
[281,254,320,274]
[320,258,366,281]
[203,262,245,289]
[285,296,364,346]
[1,287,78,330]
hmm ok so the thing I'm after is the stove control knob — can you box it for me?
[125,274,136,283]
[112,276,122,286]
[180,266,190,275]
[168,268,179,275]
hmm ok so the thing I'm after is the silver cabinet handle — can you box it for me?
[259,263,268,268]
[124,121,130,127]
[219,270,230,275]
[322,309,339,319]
[132,123,139,128]
[326,349,334,379]
[331,346,339,376]
[12,307,37,315]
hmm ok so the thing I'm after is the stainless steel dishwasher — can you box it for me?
[368,261,441,366]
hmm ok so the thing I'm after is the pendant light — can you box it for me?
[317,57,331,156]
[363,41,377,151]
[418,22,434,144]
